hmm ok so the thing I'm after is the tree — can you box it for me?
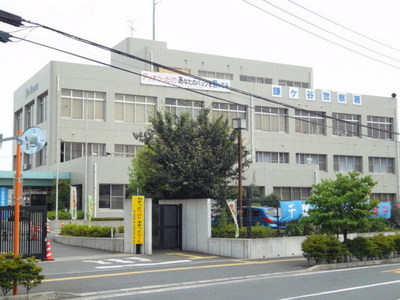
[306,172,378,244]
[47,180,71,211]
[129,109,243,201]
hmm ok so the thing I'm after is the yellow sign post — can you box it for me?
[132,196,144,244]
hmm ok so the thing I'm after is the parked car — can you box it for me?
[242,206,287,229]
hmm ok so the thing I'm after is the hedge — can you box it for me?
[302,234,400,264]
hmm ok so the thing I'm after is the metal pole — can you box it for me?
[238,129,243,229]
[13,129,22,296]
[152,0,156,40]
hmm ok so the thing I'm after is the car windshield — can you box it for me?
[265,207,281,217]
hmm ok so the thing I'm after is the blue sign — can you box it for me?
[0,187,9,220]
[371,202,391,219]
[279,200,314,222]
[0,187,8,206]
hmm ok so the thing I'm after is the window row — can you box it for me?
[255,152,395,174]
[255,106,393,140]
[60,142,143,162]
[272,186,395,203]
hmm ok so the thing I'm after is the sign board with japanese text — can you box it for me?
[0,187,8,220]
[70,186,78,220]
[132,196,145,244]
[141,71,230,93]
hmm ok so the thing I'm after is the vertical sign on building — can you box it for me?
[87,195,94,221]
[70,186,78,220]
[0,187,8,220]
[132,196,144,244]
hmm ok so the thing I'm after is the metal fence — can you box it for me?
[0,206,47,260]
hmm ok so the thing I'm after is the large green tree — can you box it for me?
[306,172,378,243]
[129,109,242,201]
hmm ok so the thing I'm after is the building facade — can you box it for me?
[12,37,399,217]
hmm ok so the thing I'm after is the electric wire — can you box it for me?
[288,0,400,54]
[8,32,396,141]
[259,0,400,64]
[10,19,398,137]
[241,0,400,70]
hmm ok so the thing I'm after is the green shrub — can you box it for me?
[301,234,345,264]
[301,234,329,264]
[392,235,400,255]
[369,234,395,259]
[117,226,124,233]
[348,237,369,261]
[0,253,43,296]
[47,210,84,220]
[60,224,113,237]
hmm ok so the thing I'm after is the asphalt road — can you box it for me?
[21,234,400,300]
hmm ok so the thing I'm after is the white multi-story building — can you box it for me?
[12,37,399,217]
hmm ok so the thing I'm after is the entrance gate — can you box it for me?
[152,204,182,250]
[0,206,47,260]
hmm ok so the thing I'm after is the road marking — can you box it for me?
[280,279,400,299]
[166,252,218,260]
[83,257,151,265]
[96,260,191,269]
[383,268,400,274]
[43,257,304,282]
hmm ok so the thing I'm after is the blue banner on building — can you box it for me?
[0,187,9,220]
[371,201,391,219]
[279,200,391,221]
[279,200,314,222]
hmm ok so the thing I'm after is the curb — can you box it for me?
[306,257,400,272]
[0,291,77,300]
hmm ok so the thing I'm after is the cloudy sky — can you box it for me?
[1,0,400,170]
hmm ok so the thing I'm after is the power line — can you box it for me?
[259,0,400,64]
[9,33,397,141]
[287,0,400,54]
[241,0,400,70]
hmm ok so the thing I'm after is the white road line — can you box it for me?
[96,260,191,269]
[281,279,400,300]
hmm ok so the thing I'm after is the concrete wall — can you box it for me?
[207,232,398,259]
[55,235,124,252]
[159,199,211,253]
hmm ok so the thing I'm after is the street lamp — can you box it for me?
[232,118,247,229]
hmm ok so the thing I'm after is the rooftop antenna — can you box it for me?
[127,20,136,37]
[153,0,162,40]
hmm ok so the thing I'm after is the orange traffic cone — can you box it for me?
[31,224,39,241]
[46,222,50,233]
[45,239,55,261]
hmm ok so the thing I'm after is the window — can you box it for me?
[333,155,362,172]
[36,146,47,167]
[114,144,143,157]
[295,110,325,135]
[371,193,396,203]
[60,142,106,162]
[367,116,393,140]
[23,153,32,170]
[61,89,105,120]
[278,79,309,88]
[165,98,203,117]
[198,70,233,80]
[240,74,272,84]
[332,113,361,137]
[115,94,156,123]
[369,157,395,174]
[296,153,327,171]
[37,92,48,124]
[99,184,124,209]
[25,102,34,130]
[211,102,246,123]
[255,106,287,132]
[256,152,289,163]
[15,110,22,132]
[273,187,311,201]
